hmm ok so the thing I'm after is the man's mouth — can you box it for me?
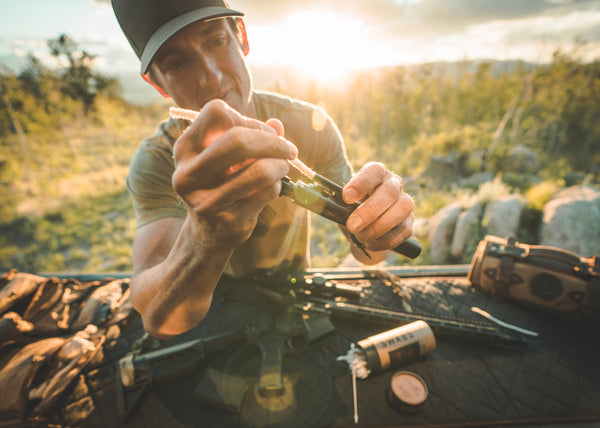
[214,90,231,102]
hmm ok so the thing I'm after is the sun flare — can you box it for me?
[247,10,391,85]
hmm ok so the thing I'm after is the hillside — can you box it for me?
[1,43,599,273]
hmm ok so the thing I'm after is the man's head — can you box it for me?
[111,0,243,75]
[112,0,253,114]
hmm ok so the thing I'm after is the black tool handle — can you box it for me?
[391,238,422,259]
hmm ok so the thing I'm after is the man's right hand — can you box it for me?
[171,99,297,250]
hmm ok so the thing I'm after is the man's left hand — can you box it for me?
[342,162,414,253]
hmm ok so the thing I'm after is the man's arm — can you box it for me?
[128,216,232,339]
[128,100,297,339]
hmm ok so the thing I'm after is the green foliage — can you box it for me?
[525,180,563,211]
[0,35,167,273]
[309,214,348,267]
[0,34,119,141]
[47,34,119,112]
[412,189,453,218]
[292,51,600,186]
[476,176,512,203]
[0,95,161,272]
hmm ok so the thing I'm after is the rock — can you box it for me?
[540,185,600,256]
[412,217,429,239]
[459,172,494,189]
[451,202,483,258]
[482,195,526,238]
[428,202,463,264]
[507,144,540,174]
[563,171,588,187]
[419,151,462,188]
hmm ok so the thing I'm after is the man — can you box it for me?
[112,0,415,339]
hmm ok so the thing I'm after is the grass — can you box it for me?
[0,188,135,273]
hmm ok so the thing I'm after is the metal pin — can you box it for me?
[471,307,539,337]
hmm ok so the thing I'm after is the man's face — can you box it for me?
[149,18,253,115]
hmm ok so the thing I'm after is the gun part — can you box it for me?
[116,328,246,422]
[280,176,422,259]
[299,296,528,346]
[247,303,335,397]
[471,307,539,337]
[250,270,365,302]
[119,329,246,388]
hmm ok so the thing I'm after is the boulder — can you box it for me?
[428,202,463,264]
[412,217,429,239]
[482,195,526,239]
[419,151,461,188]
[451,202,483,259]
[540,185,600,256]
[458,172,494,190]
[506,144,540,174]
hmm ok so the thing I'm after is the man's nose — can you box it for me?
[194,54,222,88]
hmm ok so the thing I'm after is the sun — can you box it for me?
[247,10,384,85]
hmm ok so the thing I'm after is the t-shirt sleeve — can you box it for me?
[126,138,186,229]
[289,105,353,186]
[311,110,354,186]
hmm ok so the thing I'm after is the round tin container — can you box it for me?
[386,371,428,415]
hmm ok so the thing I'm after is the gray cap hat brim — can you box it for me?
[140,7,243,74]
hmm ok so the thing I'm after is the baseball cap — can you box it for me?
[111,0,244,74]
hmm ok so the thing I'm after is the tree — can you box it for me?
[47,34,118,112]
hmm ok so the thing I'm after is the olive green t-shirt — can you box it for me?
[126,90,353,276]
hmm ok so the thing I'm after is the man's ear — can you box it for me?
[142,73,170,98]
[236,18,250,56]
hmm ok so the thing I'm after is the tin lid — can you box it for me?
[386,371,428,415]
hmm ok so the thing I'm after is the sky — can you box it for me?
[1,0,600,100]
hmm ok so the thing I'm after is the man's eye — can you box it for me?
[208,36,228,49]
[165,58,184,72]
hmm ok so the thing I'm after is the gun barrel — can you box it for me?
[300,298,526,346]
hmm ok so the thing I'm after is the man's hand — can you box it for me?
[171,99,297,249]
[342,162,414,259]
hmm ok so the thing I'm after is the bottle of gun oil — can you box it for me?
[339,321,436,379]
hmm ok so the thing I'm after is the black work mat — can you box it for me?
[77,271,600,428]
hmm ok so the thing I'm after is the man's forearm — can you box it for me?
[130,218,233,339]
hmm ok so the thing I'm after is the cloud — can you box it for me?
[233,0,600,34]
[233,0,600,65]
